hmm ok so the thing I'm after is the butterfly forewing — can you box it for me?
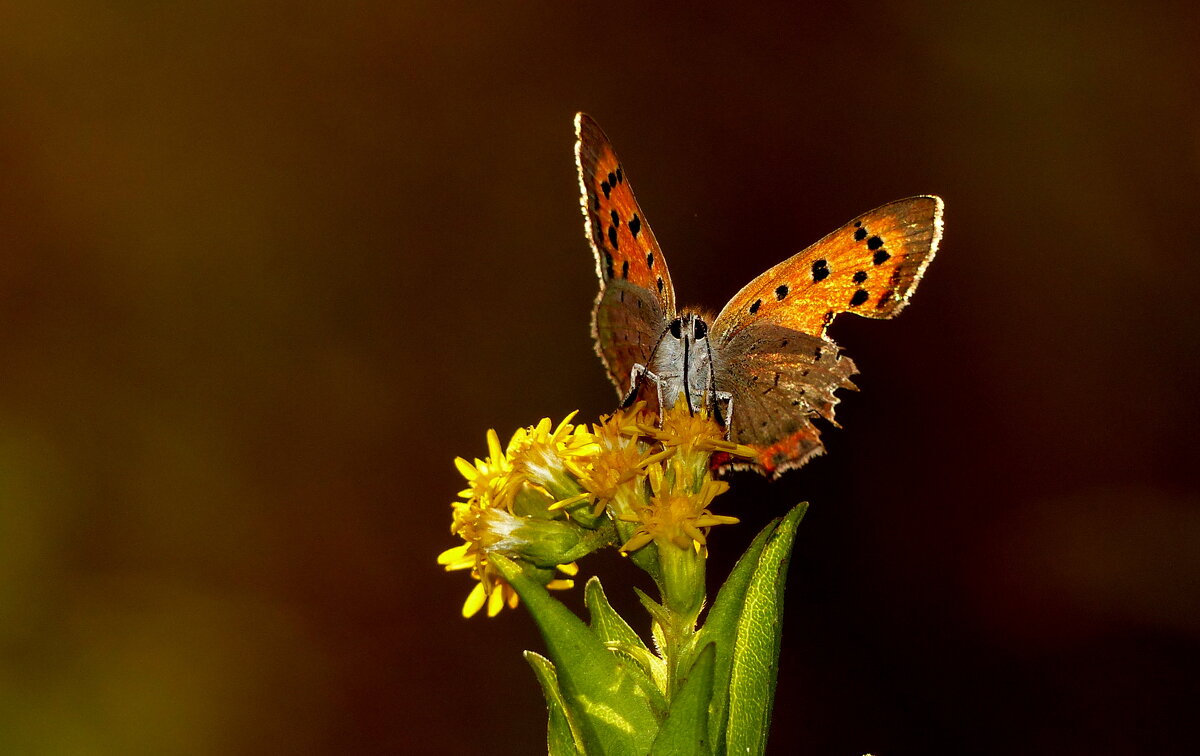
[713,196,943,342]
[576,112,676,395]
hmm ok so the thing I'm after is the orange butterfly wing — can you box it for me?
[576,113,677,396]
[711,196,943,476]
[713,196,944,341]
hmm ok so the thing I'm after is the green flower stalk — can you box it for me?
[439,402,809,755]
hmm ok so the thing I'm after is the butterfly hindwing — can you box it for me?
[713,196,943,341]
[593,279,669,398]
[576,112,676,396]
[715,323,858,475]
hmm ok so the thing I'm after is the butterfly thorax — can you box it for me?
[642,312,716,414]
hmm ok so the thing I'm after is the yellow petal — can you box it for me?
[462,582,487,618]
[487,585,505,617]
[437,543,470,565]
[553,411,579,440]
[638,448,675,469]
[486,429,503,463]
[552,493,590,510]
[454,457,478,480]
[620,531,654,553]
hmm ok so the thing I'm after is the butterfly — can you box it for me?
[574,113,944,476]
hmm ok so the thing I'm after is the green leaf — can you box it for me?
[585,577,668,716]
[525,651,585,756]
[491,554,660,755]
[724,502,808,756]
[649,642,716,756]
[693,508,788,754]
[633,586,671,629]
[585,576,649,653]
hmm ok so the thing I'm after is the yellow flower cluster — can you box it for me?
[438,402,755,618]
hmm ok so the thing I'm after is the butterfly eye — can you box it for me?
[692,318,708,340]
[668,318,683,340]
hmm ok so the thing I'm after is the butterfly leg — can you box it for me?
[622,363,667,416]
[713,390,734,437]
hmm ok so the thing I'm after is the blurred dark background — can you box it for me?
[2,2,1198,754]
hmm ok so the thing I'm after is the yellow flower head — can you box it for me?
[617,458,739,554]
[439,499,577,618]
[441,406,746,616]
[649,399,757,460]
[512,412,597,509]
[442,416,589,618]
[566,405,660,517]
[452,427,525,516]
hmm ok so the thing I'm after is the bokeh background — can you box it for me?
[3,2,1199,754]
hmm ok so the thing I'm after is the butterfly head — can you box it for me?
[645,311,717,415]
[667,312,709,343]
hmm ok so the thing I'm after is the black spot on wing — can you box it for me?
[591,192,600,210]
[646,251,654,268]
[630,214,642,238]
[610,210,620,227]
[607,171,616,187]
[873,248,891,265]
[811,259,830,282]
[601,180,611,199]
[867,235,884,251]
[656,276,664,293]
[876,289,894,309]
[775,284,789,300]
[621,260,629,279]
[750,299,762,314]
[852,270,867,284]
[854,227,867,242]
[603,251,614,279]
[849,289,870,307]
[608,225,619,249]
[615,166,623,183]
